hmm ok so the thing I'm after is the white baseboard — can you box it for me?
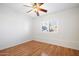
[0,39,32,50]
[33,38,79,50]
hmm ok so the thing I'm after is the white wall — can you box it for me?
[33,7,79,50]
[0,5,32,50]
[0,4,79,50]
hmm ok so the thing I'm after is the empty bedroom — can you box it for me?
[0,3,79,56]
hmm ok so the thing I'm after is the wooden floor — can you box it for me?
[0,40,79,56]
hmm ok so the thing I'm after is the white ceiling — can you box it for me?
[0,3,79,18]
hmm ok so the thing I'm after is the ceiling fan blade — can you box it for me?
[33,3,44,7]
[24,5,32,7]
[35,11,39,16]
[38,3,44,6]
[39,8,47,12]
[33,3,37,6]
[26,9,33,13]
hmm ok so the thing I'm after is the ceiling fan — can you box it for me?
[24,3,47,16]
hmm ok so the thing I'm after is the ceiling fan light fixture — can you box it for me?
[24,3,47,16]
